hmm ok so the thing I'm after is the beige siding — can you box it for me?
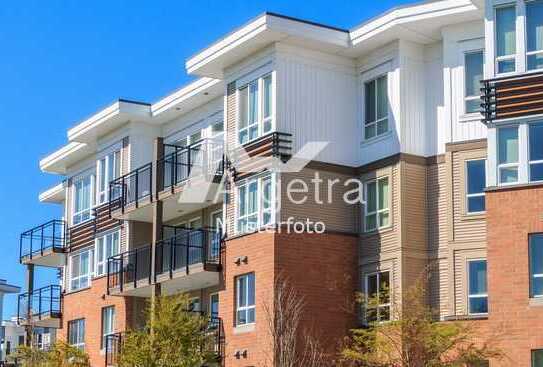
[401,161,427,254]
[427,161,448,254]
[428,257,449,319]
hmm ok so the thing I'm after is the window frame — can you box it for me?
[69,248,94,292]
[209,292,219,318]
[467,259,488,315]
[67,318,85,350]
[363,74,389,141]
[236,273,256,326]
[529,233,543,298]
[94,230,120,277]
[497,125,520,185]
[364,176,391,233]
[465,159,487,215]
[96,149,121,205]
[364,271,391,323]
[532,349,543,367]
[525,0,543,71]
[529,122,543,182]
[463,50,485,115]
[72,172,95,225]
[494,4,518,75]
[101,306,115,350]
[236,174,274,234]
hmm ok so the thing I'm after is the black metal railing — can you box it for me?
[17,285,62,325]
[105,332,123,367]
[158,138,225,194]
[155,227,222,279]
[19,220,67,263]
[107,245,152,294]
[108,162,153,216]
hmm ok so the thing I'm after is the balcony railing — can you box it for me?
[107,245,152,294]
[108,162,153,216]
[155,227,222,279]
[17,285,62,326]
[481,71,543,124]
[158,138,225,193]
[105,332,123,367]
[19,220,67,263]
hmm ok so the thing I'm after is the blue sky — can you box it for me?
[0,0,414,319]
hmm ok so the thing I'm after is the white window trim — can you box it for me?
[101,306,115,350]
[493,3,519,76]
[363,176,391,233]
[466,159,487,215]
[530,234,543,298]
[462,49,485,117]
[236,273,255,326]
[525,0,543,72]
[364,271,391,323]
[528,122,543,182]
[68,319,85,350]
[94,230,120,278]
[497,125,521,185]
[69,248,94,292]
[362,74,389,141]
[71,171,95,226]
[235,174,274,234]
[467,259,488,315]
[209,292,219,317]
[96,148,121,205]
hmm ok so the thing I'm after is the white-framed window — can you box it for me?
[529,234,543,298]
[464,50,484,114]
[97,150,121,204]
[238,74,273,145]
[68,319,85,350]
[101,306,115,350]
[468,259,488,314]
[498,126,519,184]
[364,177,390,232]
[526,0,543,71]
[72,173,94,225]
[466,159,486,214]
[236,273,255,325]
[69,248,93,292]
[209,293,219,318]
[495,4,517,74]
[365,271,391,323]
[364,74,388,140]
[95,231,120,277]
[236,175,273,233]
[529,122,543,182]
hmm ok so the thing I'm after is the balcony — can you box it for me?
[481,71,543,124]
[108,162,153,219]
[107,227,222,297]
[17,285,62,328]
[105,332,123,367]
[20,220,67,267]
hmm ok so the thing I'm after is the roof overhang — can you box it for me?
[40,142,94,175]
[186,12,350,78]
[39,182,66,203]
[67,99,151,144]
[0,280,20,294]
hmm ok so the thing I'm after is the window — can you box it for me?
[464,51,484,114]
[533,349,543,367]
[189,297,201,312]
[18,335,24,346]
[238,74,273,144]
[97,150,121,204]
[498,127,519,184]
[364,177,390,232]
[72,174,94,225]
[466,159,486,213]
[365,271,391,323]
[95,231,120,277]
[68,319,85,350]
[530,123,543,182]
[209,293,219,318]
[495,5,516,74]
[468,260,488,314]
[364,75,388,139]
[527,0,543,70]
[70,249,93,291]
[236,175,273,233]
[530,234,543,298]
[236,273,255,325]
[101,307,115,349]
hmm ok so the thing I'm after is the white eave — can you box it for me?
[40,142,93,175]
[67,99,151,144]
[39,182,66,204]
[186,12,350,78]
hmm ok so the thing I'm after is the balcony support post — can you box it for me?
[25,264,34,346]
[153,137,164,198]
[150,196,163,338]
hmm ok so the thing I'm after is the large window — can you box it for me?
[530,123,543,182]
[68,319,85,350]
[97,150,121,204]
[95,231,120,277]
[364,75,388,140]
[498,127,519,184]
[527,0,543,70]
[238,74,273,144]
[72,174,94,225]
[468,259,488,314]
[495,5,517,74]
[466,159,486,214]
[236,175,273,233]
[464,51,484,114]
[365,271,391,323]
[364,177,390,232]
[533,349,543,367]
[530,234,543,298]
[209,293,219,318]
[70,249,93,291]
[236,273,255,326]
[101,306,115,350]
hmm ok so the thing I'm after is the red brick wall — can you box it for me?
[486,185,543,366]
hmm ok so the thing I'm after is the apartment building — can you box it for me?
[15,0,543,366]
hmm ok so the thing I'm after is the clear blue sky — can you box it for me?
[0,0,414,319]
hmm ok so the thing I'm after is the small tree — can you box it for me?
[8,341,90,367]
[118,293,219,367]
[7,345,48,367]
[341,280,503,367]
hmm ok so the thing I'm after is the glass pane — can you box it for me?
[498,59,516,73]
[262,178,271,209]
[527,1,543,53]
[376,75,388,119]
[531,163,543,182]
[379,272,390,303]
[249,82,258,125]
[496,6,516,57]
[500,166,518,183]
[238,186,246,217]
[367,274,377,298]
[365,80,376,124]
[239,130,248,145]
[247,308,255,323]
[533,350,543,367]
[467,160,486,194]
[528,53,543,70]
[533,278,543,297]
[379,211,390,228]
[465,52,484,99]
[237,310,246,325]
[238,276,246,307]
[99,159,106,192]
[249,125,258,141]
[530,123,543,161]
[379,305,390,321]
[469,297,488,314]
[378,178,389,210]
[377,119,388,135]
[71,256,80,278]
[499,127,519,164]
[466,99,480,114]
[366,214,377,231]
[248,273,255,306]
[468,196,485,213]
[263,76,272,118]
[530,235,543,275]
[248,181,258,214]
[469,260,487,294]
[365,124,376,139]
[239,87,248,129]
[367,182,377,212]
